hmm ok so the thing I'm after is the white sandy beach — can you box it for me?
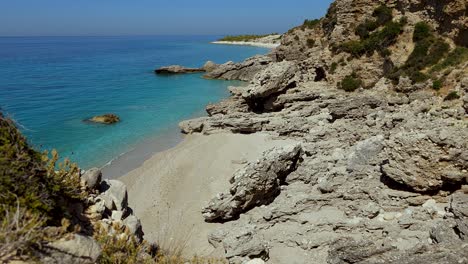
[119,132,298,257]
[211,41,280,49]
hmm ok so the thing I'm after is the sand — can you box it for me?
[119,132,298,257]
[211,41,280,49]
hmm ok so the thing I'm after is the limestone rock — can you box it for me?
[242,61,298,101]
[204,55,273,81]
[202,144,302,222]
[45,234,101,264]
[99,180,128,211]
[203,61,218,72]
[123,215,144,241]
[87,114,120,124]
[81,168,102,190]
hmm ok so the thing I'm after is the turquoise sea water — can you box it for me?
[0,36,268,169]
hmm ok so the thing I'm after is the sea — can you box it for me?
[0,35,268,171]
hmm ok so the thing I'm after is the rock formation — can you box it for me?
[155,65,205,74]
[87,114,120,124]
[177,0,468,263]
[42,168,145,263]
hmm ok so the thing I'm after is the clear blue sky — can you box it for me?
[0,0,334,36]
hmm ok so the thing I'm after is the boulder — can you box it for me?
[123,215,144,241]
[242,61,298,101]
[209,226,269,264]
[81,168,102,190]
[154,65,204,74]
[45,234,101,264]
[204,55,273,81]
[202,144,302,222]
[99,180,128,211]
[87,114,120,124]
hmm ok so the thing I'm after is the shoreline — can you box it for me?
[101,125,183,179]
[119,132,299,256]
[211,41,280,49]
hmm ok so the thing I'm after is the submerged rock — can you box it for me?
[87,114,120,124]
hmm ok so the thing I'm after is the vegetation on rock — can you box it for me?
[339,5,406,57]
[444,91,460,101]
[432,46,468,72]
[302,19,320,29]
[338,73,362,92]
[387,22,451,84]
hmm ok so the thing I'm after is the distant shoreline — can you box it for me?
[211,41,280,49]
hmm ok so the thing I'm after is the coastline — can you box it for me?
[101,124,183,179]
[119,132,299,257]
[211,41,280,49]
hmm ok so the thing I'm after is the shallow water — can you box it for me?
[0,35,268,169]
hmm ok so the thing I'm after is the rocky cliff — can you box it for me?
[179,0,468,263]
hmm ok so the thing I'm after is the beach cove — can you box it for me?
[0,35,269,171]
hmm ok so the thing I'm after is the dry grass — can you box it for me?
[0,201,46,262]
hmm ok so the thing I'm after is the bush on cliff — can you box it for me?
[338,73,363,92]
[387,22,451,84]
[340,5,405,57]
[432,46,468,72]
[302,19,321,29]
[0,113,85,261]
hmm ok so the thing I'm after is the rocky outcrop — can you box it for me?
[154,65,205,74]
[202,144,303,222]
[86,114,120,125]
[41,168,145,263]
[170,0,468,263]
[43,234,102,264]
[204,55,273,81]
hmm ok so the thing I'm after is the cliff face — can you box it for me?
[180,0,468,263]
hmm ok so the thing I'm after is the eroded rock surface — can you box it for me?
[202,144,303,222]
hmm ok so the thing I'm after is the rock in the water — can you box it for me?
[203,61,218,72]
[45,234,101,264]
[202,144,302,222]
[99,179,128,211]
[81,168,102,190]
[87,114,120,124]
[154,65,204,74]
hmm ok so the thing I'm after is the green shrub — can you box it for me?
[387,22,450,84]
[413,22,432,42]
[444,91,460,101]
[306,38,315,48]
[373,5,393,25]
[0,114,84,224]
[303,19,320,29]
[340,5,405,58]
[432,46,468,72]
[339,73,363,92]
[355,19,379,38]
[330,62,338,74]
[432,79,443,90]
[294,35,300,41]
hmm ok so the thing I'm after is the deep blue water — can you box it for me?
[0,36,268,169]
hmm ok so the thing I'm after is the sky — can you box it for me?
[0,0,334,36]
